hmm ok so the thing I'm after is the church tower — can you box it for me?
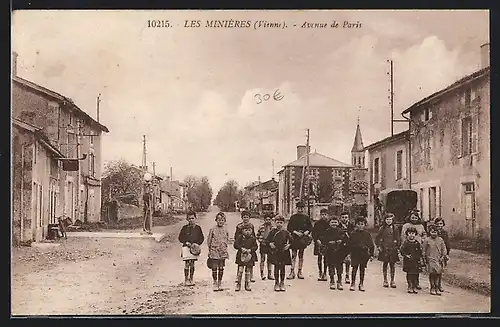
[351,118,365,168]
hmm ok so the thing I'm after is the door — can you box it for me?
[66,181,75,220]
[88,189,95,222]
[32,183,43,241]
[464,183,476,237]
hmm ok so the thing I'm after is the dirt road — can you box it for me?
[11,208,490,315]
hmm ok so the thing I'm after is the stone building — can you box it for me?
[401,43,490,240]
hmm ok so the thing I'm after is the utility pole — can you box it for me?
[142,135,147,172]
[305,129,311,218]
[76,120,82,222]
[97,93,101,123]
[170,167,173,181]
[272,159,275,180]
[152,162,156,177]
[388,59,407,136]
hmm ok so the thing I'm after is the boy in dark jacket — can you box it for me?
[234,225,258,292]
[178,211,205,286]
[287,201,313,279]
[321,216,349,290]
[347,217,375,292]
[312,209,331,281]
[434,217,450,292]
[339,211,354,284]
[234,211,256,283]
[267,215,293,292]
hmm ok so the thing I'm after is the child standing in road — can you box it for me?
[321,216,349,290]
[207,212,229,291]
[339,212,354,284]
[267,215,292,292]
[375,213,401,288]
[400,210,426,289]
[312,209,331,281]
[234,211,256,283]
[257,215,274,280]
[434,217,450,292]
[347,217,375,292]
[400,226,424,294]
[422,224,448,296]
[178,211,205,286]
[234,225,258,292]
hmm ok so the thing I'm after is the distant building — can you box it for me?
[402,43,490,240]
[243,178,279,212]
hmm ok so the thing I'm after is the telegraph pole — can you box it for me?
[388,59,407,136]
[305,129,311,218]
[272,159,275,180]
[142,135,147,172]
[97,93,101,123]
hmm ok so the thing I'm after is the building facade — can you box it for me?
[12,74,109,241]
[12,119,65,243]
[365,130,410,226]
[402,43,490,240]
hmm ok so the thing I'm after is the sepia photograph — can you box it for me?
[11,9,490,315]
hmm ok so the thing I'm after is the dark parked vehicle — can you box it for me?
[379,188,418,230]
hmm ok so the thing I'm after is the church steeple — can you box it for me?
[351,118,365,168]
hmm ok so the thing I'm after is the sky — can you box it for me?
[12,10,489,193]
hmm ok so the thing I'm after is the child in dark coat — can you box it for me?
[267,215,293,292]
[178,211,205,286]
[434,217,450,292]
[234,225,258,292]
[321,216,349,290]
[375,213,401,288]
[347,217,375,292]
[400,210,427,290]
[400,226,424,294]
[312,209,331,281]
[234,211,256,283]
[339,212,354,284]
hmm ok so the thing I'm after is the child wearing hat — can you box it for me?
[234,225,258,292]
[347,217,375,292]
[375,213,401,288]
[321,216,349,290]
[207,212,229,291]
[312,209,331,281]
[434,217,450,292]
[257,215,275,280]
[234,210,257,283]
[287,201,313,280]
[339,211,354,284]
[267,215,292,291]
[422,224,448,296]
[178,211,205,286]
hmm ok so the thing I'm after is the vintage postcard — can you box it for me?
[11,9,490,315]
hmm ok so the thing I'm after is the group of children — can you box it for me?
[178,208,451,296]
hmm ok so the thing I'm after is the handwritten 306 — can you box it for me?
[254,89,285,104]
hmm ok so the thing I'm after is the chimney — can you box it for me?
[12,52,18,77]
[480,43,490,69]
[297,145,307,159]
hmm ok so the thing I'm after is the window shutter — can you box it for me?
[402,147,407,179]
[472,109,478,154]
[394,151,398,181]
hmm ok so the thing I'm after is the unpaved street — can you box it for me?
[12,208,490,315]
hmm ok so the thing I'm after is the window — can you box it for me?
[68,111,74,126]
[90,134,94,146]
[396,150,403,180]
[33,142,37,164]
[465,88,472,107]
[89,153,96,177]
[463,183,476,219]
[362,157,365,167]
[461,117,473,156]
[374,157,380,183]
[423,108,431,121]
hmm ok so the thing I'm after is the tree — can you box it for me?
[183,175,213,212]
[214,180,240,212]
[102,159,143,205]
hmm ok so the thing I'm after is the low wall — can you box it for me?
[117,202,142,221]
